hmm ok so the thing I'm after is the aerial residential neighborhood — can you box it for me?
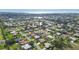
[0,10,79,50]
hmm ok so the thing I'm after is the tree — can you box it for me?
[0,19,6,40]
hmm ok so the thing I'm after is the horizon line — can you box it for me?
[0,9,79,14]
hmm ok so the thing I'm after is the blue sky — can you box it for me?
[0,9,79,13]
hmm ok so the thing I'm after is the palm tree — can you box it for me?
[0,19,6,40]
[0,19,10,49]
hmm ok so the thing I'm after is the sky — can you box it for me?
[0,9,79,13]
